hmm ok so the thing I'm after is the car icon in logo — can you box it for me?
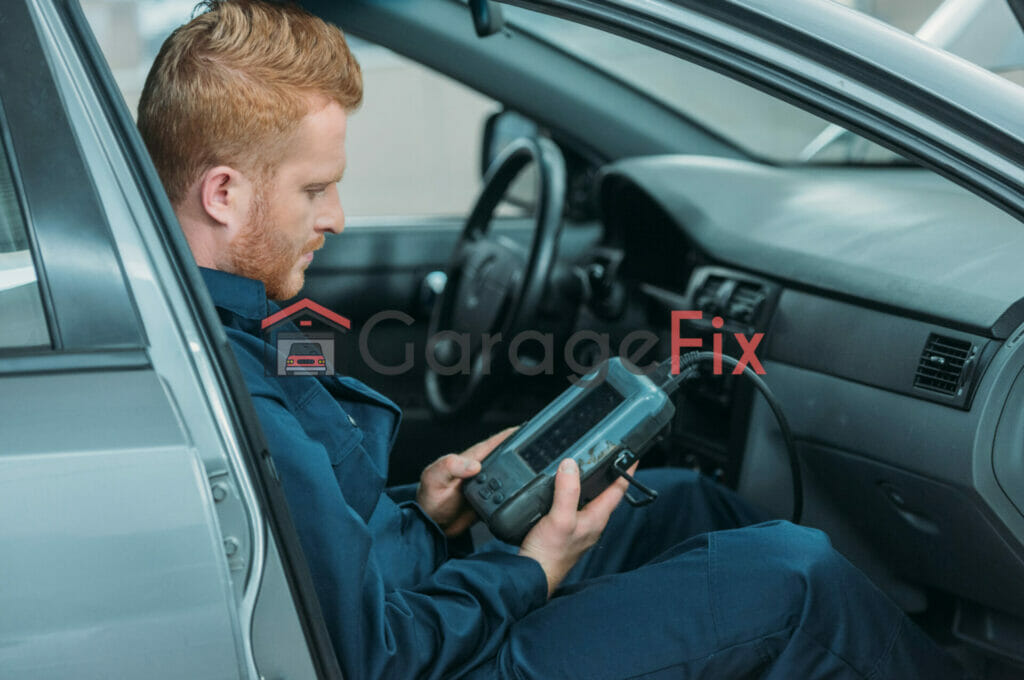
[285,342,327,374]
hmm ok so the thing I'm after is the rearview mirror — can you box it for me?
[468,0,505,38]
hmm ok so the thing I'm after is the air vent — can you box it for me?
[914,334,974,397]
[726,283,766,324]
[694,275,727,312]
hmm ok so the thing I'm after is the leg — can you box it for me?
[470,522,962,680]
[563,468,765,583]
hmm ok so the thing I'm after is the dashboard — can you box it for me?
[586,155,1024,661]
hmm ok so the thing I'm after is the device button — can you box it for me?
[475,474,488,485]
[479,488,492,500]
[488,479,502,491]
[492,493,505,504]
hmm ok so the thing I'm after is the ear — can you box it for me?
[199,165,253,235]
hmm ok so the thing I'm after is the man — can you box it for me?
[137,2,964,678]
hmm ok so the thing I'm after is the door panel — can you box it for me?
[0,371,245,680]
[0,2,251,676]
[0,2,333,677]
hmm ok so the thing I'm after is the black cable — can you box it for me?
[658,352,803,525]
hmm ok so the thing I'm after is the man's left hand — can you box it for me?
[417,427,516,537]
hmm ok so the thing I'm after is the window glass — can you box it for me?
[499,5,890,164]
[87,0,1022,180]
[0,131,50,350]
[502,0,1021,164]
[341,42,501,217]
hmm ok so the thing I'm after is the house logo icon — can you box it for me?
[260,298,351,377]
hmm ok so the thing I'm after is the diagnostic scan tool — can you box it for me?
[465,357,675,544]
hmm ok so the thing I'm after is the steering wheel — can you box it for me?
[425,136,566,418]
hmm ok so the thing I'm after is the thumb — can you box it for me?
[445,454,481,480]
[454,456,481,478]
[549,458,581,519]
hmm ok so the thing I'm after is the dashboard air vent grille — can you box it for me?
[914,335,973,396]
[694,275,726,312]
[727,283,766,324]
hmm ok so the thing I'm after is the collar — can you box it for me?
[199,267,275,321]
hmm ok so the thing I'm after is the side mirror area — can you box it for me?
[481,109,540,176]
[480,110,541,211]
[468,0,505,38]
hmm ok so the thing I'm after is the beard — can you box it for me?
[227,187,324,300]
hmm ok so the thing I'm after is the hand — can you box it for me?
[518,458,634,597]
[416,427,516,537]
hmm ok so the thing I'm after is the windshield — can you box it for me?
[502,0,1023,164]
[91,0,1023,166]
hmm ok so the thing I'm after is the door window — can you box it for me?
[341,41,501,218]
[0,130,49,350]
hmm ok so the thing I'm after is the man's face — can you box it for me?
[228,100,347,300]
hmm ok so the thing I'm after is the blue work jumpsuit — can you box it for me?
[201,268,963,680]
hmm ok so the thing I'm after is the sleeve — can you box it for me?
[384,482,418,504]
[384,484,476,558]
[249,390,549,680]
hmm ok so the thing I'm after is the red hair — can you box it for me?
[137,0,362,205]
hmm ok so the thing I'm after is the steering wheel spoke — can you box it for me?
[425,137,566,418]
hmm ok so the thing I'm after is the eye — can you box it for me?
[306,186,327,198]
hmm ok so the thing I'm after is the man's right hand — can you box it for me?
[518,457,633,597]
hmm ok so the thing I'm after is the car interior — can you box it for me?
[285,0,1024,676]
[54,0,1024,676]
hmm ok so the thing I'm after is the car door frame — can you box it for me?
[0,0,347,678]
[0,0,256,676]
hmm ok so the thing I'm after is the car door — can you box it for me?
[0,1,339,678]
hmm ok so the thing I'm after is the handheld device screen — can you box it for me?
[518,381,624,473]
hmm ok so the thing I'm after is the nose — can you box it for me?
[316,185,345,235]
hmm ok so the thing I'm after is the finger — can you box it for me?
[461,426,518,462]
[578,462,636,526]
[421,454,465,486]
[451,458,483,480]
[446,454,482,479]
[461,427,516,462]
[549,458,581,522]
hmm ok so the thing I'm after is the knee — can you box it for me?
[719,521,855,605]
[708,522,852,641]
[753,521,833,555]
[737,521,886,631]
[748,521,847,579]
